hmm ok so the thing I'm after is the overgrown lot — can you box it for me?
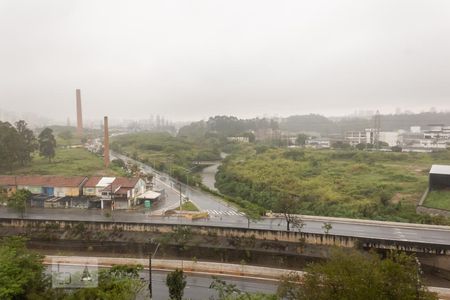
[216,146,450,223]
[423,190,450,211]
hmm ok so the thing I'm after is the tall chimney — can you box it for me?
[103,116,110,168]
[76,89,83,137]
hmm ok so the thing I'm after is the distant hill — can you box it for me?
[178,115,278,139]
[279,112,450,134]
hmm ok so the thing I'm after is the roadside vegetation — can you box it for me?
[216,146,450,223]
[177,201,199,211]
[0,237,144,300]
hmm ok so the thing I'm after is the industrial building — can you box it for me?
[429,165,450,190]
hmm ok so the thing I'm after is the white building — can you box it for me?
[379,131,401,147]
[305,138,331,149]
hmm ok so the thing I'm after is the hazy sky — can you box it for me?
[1,0,450,122]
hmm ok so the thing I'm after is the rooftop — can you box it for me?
[0,175,87,187]
[83,176,102,188]
[137,190,161,199]
[430,165,450,175]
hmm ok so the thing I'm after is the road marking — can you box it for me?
[204,209,244,216]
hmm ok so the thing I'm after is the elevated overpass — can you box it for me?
[1,208,449,255]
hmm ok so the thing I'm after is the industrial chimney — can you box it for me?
[103,116,110,168]
[76,89,83,137]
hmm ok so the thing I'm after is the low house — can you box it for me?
[429,165,450,190]
[83,177,116,197]
[100,177,146,210]
[82,176,102,196]
[0,176,18,197]
[12,176,87,197]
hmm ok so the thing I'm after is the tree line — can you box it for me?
[0,120,56,172]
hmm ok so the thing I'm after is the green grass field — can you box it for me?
[177,201,199,211]
[7,147,122,177]
[423,190,450,211]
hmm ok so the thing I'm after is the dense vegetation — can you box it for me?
[208,250,436,300]
[0,237,144,300]
[277,250,437,300]
[111,131,222,184]
[0,120,38,172]
[216,146,450,223]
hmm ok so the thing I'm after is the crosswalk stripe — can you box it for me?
[203,209,245,216]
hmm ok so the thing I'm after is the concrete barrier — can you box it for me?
[1,217,449,255]
[43,255,303,280]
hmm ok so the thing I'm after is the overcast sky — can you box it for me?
[1,0,450,122]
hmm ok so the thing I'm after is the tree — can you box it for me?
[15,120,37,166]
[209,277,276,300]
[64,264,144,300]
[0,237,49,299]
[277,250,438,300]
[8,189,31,218]
[166,269,186,300]
[296,133,309,146]
[275,197,301,232]
[38,128,56,162]
[355,143,366,150]
[0,121,21,171]
[241,205,261,228]
[332,141,351,149]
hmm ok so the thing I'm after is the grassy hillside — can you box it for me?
[6,147,122,177]
[216,146,450,223]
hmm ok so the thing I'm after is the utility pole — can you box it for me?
[149,242,160,299]
[148,254,152,299]
[179,182,182,210]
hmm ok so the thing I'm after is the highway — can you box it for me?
[105,151,450,246]
[1,207,450,246]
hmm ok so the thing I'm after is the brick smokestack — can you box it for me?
[103,116,110,168]
[76,89,83,137]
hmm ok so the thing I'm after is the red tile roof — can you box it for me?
[84,176,102,188]
[102,177,140,193]
[0,176,18,186]
[0,175,87,188]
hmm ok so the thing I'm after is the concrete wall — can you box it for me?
[83,187,96,196]
[54,187,80,197]
[1,218,449,256]
[18,185,42,194]
[417,206,450,218]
